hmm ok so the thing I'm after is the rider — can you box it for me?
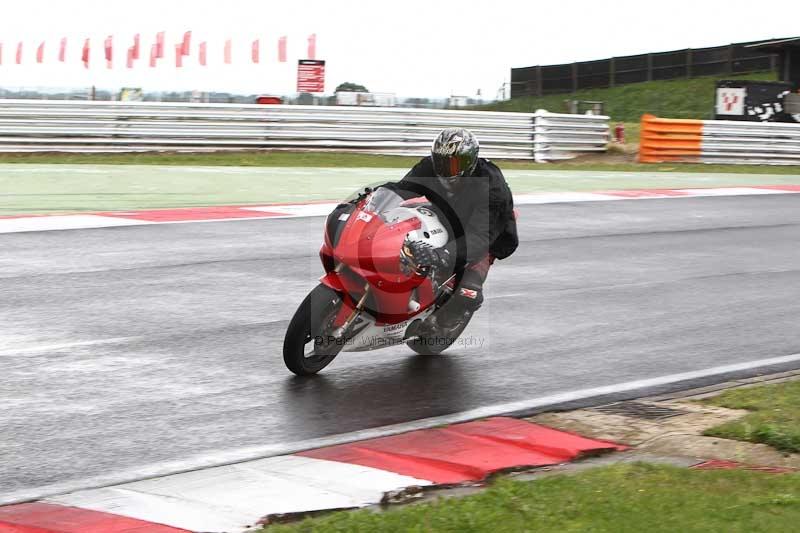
[385,128,519,332]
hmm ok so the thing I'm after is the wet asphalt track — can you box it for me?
[3,194,800,501]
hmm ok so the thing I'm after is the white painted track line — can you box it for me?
[514,192,624,204]
[0,337,139,357]
[0,215,148,233]
[242,203,340,217]
[678,187,791,197]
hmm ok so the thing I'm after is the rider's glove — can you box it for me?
[404,240,451,271]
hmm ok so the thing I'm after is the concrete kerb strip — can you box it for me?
[433,370,800,486]
[1,184,800,234]
[277,369,800,522]
[5,352,800,509]
[0,418,626,532]
[3,364,800,532]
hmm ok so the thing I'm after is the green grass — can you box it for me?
[477,72,778,122]
[261,463,800,532]
[2,163,800,216]
[617,121,641,144]
[0,150,799,174]
[703,380,800,454]
[0,151,421,168]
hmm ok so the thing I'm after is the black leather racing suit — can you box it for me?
[383,156,518,319]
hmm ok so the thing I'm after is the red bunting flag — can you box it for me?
[104,35,113,68]
[127,46,134,68]
[251,39,259,63]
[181,31,191,55]
[149,43,157,67]
[36,42,44,63]
[224,39,232,64]
[132,34,140,59]
[155,31,165,58]
[81,38,90,68]
[199,41,207,66]
[278,36,287,62]
[175,44,183,67]
[59,37,66,62]
[16,42,22,65]
[307,33,316,59]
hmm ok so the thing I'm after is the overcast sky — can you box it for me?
[1,0,797,98]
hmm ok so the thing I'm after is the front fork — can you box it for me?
[332,283,370,339]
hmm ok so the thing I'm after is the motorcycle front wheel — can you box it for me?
[283,283,346,376]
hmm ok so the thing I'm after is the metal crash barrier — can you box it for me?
[639,113,800,165]
[0,99,608,161]
[534,111,610,162]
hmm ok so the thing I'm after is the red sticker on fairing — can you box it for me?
[460,288,478,299]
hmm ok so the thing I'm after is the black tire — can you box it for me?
[283,283,346,376]
[406,313,472,356]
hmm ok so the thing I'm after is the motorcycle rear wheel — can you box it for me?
[283,283,346,375]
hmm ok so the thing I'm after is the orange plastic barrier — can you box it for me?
[638,114,703,163]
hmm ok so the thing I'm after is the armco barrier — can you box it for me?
[534,111,609,162]
[0,99,607,161]
[639,114,800,165]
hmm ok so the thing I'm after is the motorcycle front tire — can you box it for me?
[283,283,345,376]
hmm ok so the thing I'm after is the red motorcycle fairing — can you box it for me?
[319,244,336,275]
[318,198,441,327]
[319,271,345,292]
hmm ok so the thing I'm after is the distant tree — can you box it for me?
[296,92,315,105]
[335,82,368,93]
[162,91,183,102]
[404,97,430,108]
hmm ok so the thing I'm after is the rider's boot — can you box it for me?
[428,305,472,338]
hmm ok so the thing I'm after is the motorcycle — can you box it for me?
[283,187,472,375]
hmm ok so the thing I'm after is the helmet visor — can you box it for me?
[432,152,473,178]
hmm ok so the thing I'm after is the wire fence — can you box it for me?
[511,40,778,97]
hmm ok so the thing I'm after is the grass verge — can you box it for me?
[702,380,800,454]
[0,151,420,168]
[2,162,800,216]
[0,150,799,175]
[261,463,800,532]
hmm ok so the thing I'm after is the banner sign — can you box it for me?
[716,87,745,116]
[297,59,325,93]
[715,80,796,122]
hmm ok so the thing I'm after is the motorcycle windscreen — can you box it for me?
[362,188,408,222]
[334,188,423,277]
